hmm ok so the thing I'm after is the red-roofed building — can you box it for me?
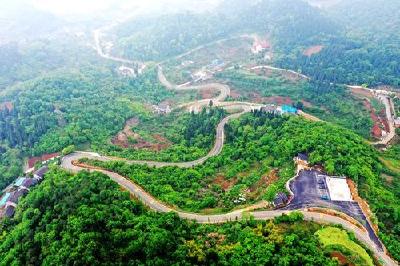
[28,152,60,168]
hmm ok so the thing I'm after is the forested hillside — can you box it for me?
[276,0,400,87]
[84,112,400,260]
[0,1,64,43]
[114,13,236,61]
[112,0,399,87]
[113,0,337,62]
[0,168,343,265]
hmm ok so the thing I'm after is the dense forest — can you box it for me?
[273,0,400,87]
[0,167,370,265]
[0,67,174,152]
[0,146,22,190]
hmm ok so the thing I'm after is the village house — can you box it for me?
[191,70,210,82]
[261,104,278,114]
[0,166,48,219]
[34,166,49,181]
[118,66,136,77]
[153,103,171,115]
[207,59,225,72]
[4,205,15,218]
[278,105,298,115]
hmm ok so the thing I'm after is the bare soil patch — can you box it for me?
[331,251,354,266]
[212,175,237,191]
[347,179,379,232]
[303,45,324,57]
[133,136,171,151]
[350,87,374,100]
[382,173,394,184]
[363,100,388,139]
[250,93,293,105]
[28,152,60,168]
[250,169,279,193]
[112,118,171,151]
[301,100,312,108]
[200,88,219,99]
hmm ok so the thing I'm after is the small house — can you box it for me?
[118,66,136,78]
[4,205,15,218]
[21,178,38,190]
[261,105,278,114]
[7,189,28,206]
[0,192,11,208]
[273,192,288,208]
[13,177,26,187]
[34,166,49,180]
[192,70,209,82]
[280,105,298,115]
[153,103,171,115]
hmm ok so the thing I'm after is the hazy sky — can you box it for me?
[31,0,221,16]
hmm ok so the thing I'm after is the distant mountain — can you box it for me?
[0,1,64,44]
[329,0,400,41]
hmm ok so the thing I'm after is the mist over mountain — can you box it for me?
[0,0,65,43]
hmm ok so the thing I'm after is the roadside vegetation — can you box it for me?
[83,111,400,260]
[0,168,353,265]
[316,227,374,266]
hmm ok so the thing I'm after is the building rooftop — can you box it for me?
[8,189,28,204]
[281,105,298,114]
[34,166,49,179]
[4,205,15,218]
[325,176,352,202]
[297,153,309,162]
[0,192,11,207]
[22,178,38,188]
[14,177,26,187]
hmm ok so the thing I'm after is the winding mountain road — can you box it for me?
[61,151,396,266]
[60,28,399,265]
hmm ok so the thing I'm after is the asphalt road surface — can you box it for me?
[75,30,398,265]
[286,170,384,252]
[61,154,396,265]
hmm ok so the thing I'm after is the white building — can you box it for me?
[118,66,136,77]
[325,176,352,202]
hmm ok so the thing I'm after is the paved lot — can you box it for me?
[285,170,383,251]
